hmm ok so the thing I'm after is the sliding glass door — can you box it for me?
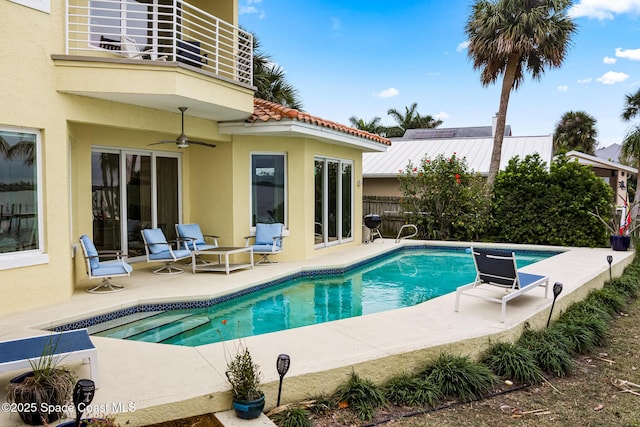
[91,149,180,260]
[315,157,353,248]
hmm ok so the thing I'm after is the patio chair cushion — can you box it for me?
[176,223,205,245]
[143,228,170,254]
[148,248,191,260]
[252,244,279,253]
[255,223,283,247]
[92,260,133,277]
[80,234,100,270]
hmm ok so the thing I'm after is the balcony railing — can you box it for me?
[65,0,253,85]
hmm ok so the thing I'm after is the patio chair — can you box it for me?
[79,234,131,293]
[454,247,549,322]
[141,228,192,274]
[245,223,285,264]
[120,36,167,61]
[175,223,220,265]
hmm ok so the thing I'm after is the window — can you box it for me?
[315,157,353,247]
[0,127,46,269]
[251,153,286,226]
[90,0,164,50]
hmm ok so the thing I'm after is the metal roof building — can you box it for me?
[363,135,553,178]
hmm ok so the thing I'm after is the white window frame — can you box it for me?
[89,0,161,50]
[0,126,48,270]
[249,152,288,231]
[91,146,182,261]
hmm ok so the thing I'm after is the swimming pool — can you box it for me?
[69,247,557,346]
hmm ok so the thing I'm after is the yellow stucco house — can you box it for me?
[0,0,390,316]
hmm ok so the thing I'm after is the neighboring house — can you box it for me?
[596,143,622,163]
[0,1,389,315]
[363,134,553,197]
[565,150,637,206]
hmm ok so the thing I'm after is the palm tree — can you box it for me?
[621,88,640,211]
[348,116,387,136]
[8,139,36,166]
[553,111,598,155]
[465,0,577,186]
[251,32,303,110]
[386,103,442,137]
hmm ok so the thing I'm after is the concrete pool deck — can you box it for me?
[0,240,634,426]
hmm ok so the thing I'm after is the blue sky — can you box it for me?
[239,0,640,148]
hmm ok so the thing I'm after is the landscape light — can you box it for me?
[607,255,613,281]
[276,354,290,407]
[546,282,563,328]
[73,379,95,427]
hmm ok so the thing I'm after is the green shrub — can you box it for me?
[587,287,626,316]
[270,407,311,427]
[552,321,597,354]
[490,154,612,246]
[420,352,495,401]
[398,153,491,241]
[517,325,573,377]
[383,374,442,407]
[307,395,334,414]
[609,277,639,298]
[560,299,612,323]
[557,308,609,347]
[480,342,542,385]
[332,371,386,421]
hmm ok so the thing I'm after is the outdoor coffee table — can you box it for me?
[191,246,254,275]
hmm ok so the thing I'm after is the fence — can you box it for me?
[362,196,407,238]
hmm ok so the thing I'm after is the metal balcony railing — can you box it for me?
[65,0,253,85]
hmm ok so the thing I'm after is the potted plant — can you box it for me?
[225,344,265,419]
[6,336,76,425]
[218,320,265,420]
[591,198,639,251]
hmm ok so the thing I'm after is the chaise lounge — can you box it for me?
[454,247,549,322]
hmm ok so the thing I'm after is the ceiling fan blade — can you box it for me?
[148,140,176,146]
[187,140,217,148]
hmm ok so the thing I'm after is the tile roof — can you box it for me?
[249,98,391,146]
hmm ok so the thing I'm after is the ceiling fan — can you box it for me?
[150,107,216,149]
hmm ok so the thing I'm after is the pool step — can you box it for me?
[134,315,211,343]
[93,312,195,339]
[87,311,163,335]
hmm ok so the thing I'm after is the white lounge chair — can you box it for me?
[0,329,99,386]
[454,247,549,322]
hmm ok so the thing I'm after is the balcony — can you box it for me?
[65,0,253,86]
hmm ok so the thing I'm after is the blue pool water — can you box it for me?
[88,247,556,346]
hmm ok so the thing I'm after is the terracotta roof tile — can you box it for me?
[249,98,391,146]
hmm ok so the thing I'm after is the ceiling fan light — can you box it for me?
[176,135,189,148]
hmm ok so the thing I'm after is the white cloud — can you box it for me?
[616,47,640,61]
[456,40,469,52]
[578,77,593,84]
[239,0,265,18]
[557,85,569,92]
[373,88,399,98]
[603,56,617,64]
[596,71,630,85]
[569,0,640,20]
[435,111,450,120]
[331,17,341,31]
